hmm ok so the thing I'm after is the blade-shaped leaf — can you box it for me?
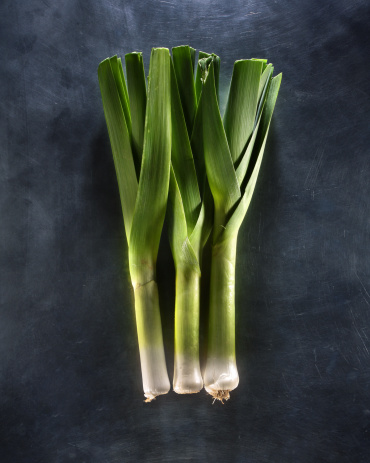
[129,48,172,284]
[235,113,263,186]
[125,52,147,163]
[117,57,130,107]
[235,73,272,185]
[189,47,196,71]
[189,179,213,261]
[258,63,273,102]
[167,168,200,272]
[109,56,132,139]
[251,58,268,72]
[191,52,221,189]
[170,58,201,234]
[254,65,273,130]
[172,46,197,137]
[169,54,214,266]
[201,61,241,215]
[195,51,211,103]
[211,54,221,102]
[223,59,262,165]
[218,73,282,243]
[195,51,220,103]
[190,93,205,189]
[98,58,138,241]
[252,74,282,165]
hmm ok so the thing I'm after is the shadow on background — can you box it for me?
[235,122,287,401]
[0,382,46,463]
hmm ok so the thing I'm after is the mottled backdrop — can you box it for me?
[1,0,370,462]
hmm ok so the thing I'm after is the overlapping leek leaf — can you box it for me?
[98,57,137,240]
[125,52,147,166]
[221,73,282,243]
[195,51,220,103]
[200,61,241,230]
[223,60,262,165]
[172,46,197,137]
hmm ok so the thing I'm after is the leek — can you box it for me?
[98,48,172,402]
[201,56,282,402]
[168,46,214,393]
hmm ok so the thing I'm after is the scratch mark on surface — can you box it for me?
[315,364,323,379]
[313,348,323,378]
[354,270,370,305]
[350,308,370,356]
[304,145,325,190]
[282,373,290,391]
[338,348,350,364]
[19,152,43,166]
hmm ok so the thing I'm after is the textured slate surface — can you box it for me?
[1,0,370,461]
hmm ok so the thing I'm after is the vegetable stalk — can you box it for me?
[203,237,238,401]
[201,56,282,401]
[173,266,202,392]
[98,48,172,401]
[168,47,217,393]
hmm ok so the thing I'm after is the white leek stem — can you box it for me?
[204,236,239,402]
[173,268,203,393]
[134,280,170,402]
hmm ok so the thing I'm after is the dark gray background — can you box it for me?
[1,0,370,462]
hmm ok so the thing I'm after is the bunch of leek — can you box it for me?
[98,46,281,402]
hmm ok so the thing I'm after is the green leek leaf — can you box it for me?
[98,58,138,241]
[188,180,213,260]
[223,59,262,165]
[201,61,240,217]
[125,52,147,164]
[195,51,210,103]
[170,57,201,235]
[219,73,282,243]
[129,48,172,285]
[109,56,132,139]
[258,63,273,102]
[195,51,221,103]
[168,168,200,273]
[172,46,197,137]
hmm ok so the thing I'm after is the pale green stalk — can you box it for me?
[205,237,239,401]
